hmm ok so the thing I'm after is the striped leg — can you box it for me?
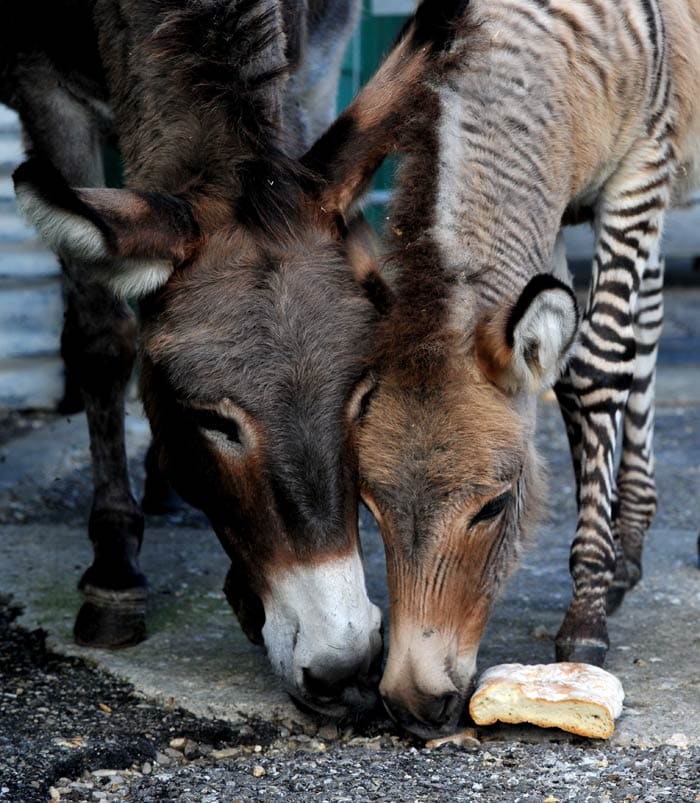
[554,374,582,497]
[555,138,672,665]
[606,254,664,612]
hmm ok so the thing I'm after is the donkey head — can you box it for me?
[356,275,577,738]
[13,147,388,719]
[303,0,578,736]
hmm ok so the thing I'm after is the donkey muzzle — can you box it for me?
[261,551,383,718]
[379,623,478,738]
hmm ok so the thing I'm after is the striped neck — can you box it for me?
[425,15,573,305]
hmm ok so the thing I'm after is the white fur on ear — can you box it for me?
[15,183,174,299]
[507,277,579,394]
[105,259,174,299]
[14,183,110,262]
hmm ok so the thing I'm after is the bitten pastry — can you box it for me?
[469,662,624,739]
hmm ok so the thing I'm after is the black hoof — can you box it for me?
[74,584,147,648]
[555,639,608,667]
[606,583,628,615]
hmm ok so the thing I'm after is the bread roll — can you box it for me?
[469,662,624,739]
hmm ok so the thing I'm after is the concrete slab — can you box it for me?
[0,511,696,747]
[0,523,317,733]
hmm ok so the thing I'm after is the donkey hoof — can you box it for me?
[74,584,147,648]
[555,639,608,667]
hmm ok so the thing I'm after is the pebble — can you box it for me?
[212,747,243,760]
[155,751,173,766]
[425,729,480,750]
[169,737,186,751]
[252,765,265,778]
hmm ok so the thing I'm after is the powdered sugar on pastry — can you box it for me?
[469,662,624,739]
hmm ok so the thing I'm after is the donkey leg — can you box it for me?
[61,274,145,647]
[555,139,672,665]
[16,78,146,646]
[607,254,664,613]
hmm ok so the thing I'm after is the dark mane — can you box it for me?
[370,79,457,385]
[151,0,289,155]
[235,155,322,240]
[147,0,331,238]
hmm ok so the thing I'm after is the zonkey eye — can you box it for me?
[470,491,511,527]
[191,408,241,444]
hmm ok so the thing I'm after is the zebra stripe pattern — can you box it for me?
[426,0,697,663]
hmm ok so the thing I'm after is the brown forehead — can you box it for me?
[359,362,524,493]
[143,225,345,349]
[140,225,376,419]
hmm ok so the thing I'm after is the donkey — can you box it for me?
[3,0,393,719]
[307,0,700,735]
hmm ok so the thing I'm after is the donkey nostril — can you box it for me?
[302,666,356,700]
[426,691,460,726]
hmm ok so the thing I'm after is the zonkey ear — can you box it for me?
[476,274,579,395]
[302,0,469,220]
[13,158,200,298]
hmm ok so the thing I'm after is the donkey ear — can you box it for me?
[476,275,579,394]
[302,0,469,220]
[13,159,200,298]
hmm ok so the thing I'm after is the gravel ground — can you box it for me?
[1,596,698,803]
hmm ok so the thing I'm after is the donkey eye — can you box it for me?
[348,373,378,424]
[471,491,511,527]
[191,409,241,444]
